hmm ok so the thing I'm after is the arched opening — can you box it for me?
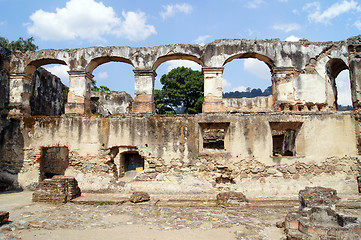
[87,57,134,115]
[154,58,203,114]
[25,59,69,116]
[326,59,352,110]
[39,147,69,181]
[107,147,145,178]
[222,54,273,112]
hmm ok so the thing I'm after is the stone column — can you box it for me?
[65,71,92,114]
[272,67,295,110]
[132,69,155,114]
[347,37,361,153]
[8,73,32,115]
[202,67,225,113]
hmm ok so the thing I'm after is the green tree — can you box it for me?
[91,79,110,92]
[155,66,204,114]
[0,36,38,52]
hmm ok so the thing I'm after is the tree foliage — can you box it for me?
[91,79,110,92]
[0,36,38,52]
[223,86,272,98]
[155,66,204,114]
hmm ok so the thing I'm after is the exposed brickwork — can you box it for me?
[33,176,81,203]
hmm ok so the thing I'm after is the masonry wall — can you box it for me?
[30,67,69,116]
[16,113,360,198]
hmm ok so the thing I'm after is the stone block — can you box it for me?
[216,191,248,206]
[299,186,339,210]
[0,211,9,225]
[129,192,150,203]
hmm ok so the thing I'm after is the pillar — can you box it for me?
[65,71,92,114]
[272,67,295,110]
[132,69,155,114]
[8,73,32,115]
[202,67,225,113]
[347,37,361,153]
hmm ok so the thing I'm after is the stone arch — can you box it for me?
[152,54,203,71]
[326,58,350,109]
[24,58,68,76]
[223,52,275,70]
[85,56,134,74]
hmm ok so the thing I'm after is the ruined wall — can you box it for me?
[90,91,133,115]
[0,46,24,190]
[30,67,68,116]
[16,113,359,198]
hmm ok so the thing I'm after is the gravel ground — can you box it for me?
[0,191,359,240]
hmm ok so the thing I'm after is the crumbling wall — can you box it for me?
[223,96,273,113]
[90,91,133,115]
[0,46,24,191]
[15,113,359,197]
[30,67,69,116]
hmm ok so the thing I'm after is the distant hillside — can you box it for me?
[224,86,272,98]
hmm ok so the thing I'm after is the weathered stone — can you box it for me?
[0,211,9,225]
[129,192,150,203]
[33,176,81,204]
[216,191,248,206]
[299,187,339,210]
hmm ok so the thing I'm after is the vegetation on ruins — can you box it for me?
[0,36,38,52]
[91,79,110,92]
[155,67,204,114]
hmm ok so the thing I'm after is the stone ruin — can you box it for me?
[0,35,361,199]
[32,176,81,204]
[284,187,361,239]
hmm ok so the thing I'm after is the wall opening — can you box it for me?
[200,123,229,152]
[270,122,302,157]
[107,147,145,178]
[222,56,273,112]
[90,61,134,115]
[39,147,69,180]
[30,64,69,116]
[154,59,203,114]
[326,59,352,111]
[123,153,144,177]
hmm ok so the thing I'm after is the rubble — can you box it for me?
[285,187,361,239]
[0,211,9,225]
[129,192,150,203]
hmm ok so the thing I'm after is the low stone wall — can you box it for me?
[223,96,273,112]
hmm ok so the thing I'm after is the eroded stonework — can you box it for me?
[0,36,361,199]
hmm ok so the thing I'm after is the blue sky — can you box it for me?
[1,0,360,105]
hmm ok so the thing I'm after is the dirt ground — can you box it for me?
[0,191,359,240]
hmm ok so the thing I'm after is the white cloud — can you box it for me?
[285,35,301,42]
[336,70,352,106]
[246,0,265,8]
[243,58,270,80]
[292,9,300,15]
[97,71,108,79]
[166,60,201,72]
[273,23,301,33]
[355,20,361,30]
[26,0,156,42]
[194,35,210,45]
[278,0,288,2]
[303,0,361,24]
[223,78,231,91]
[160,3,193,19]
[114,11,156,41]
[232,85,248,92]
[43,64,70,86]
[0,21,5,26]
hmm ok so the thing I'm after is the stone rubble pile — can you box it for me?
[284,186,361,239]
